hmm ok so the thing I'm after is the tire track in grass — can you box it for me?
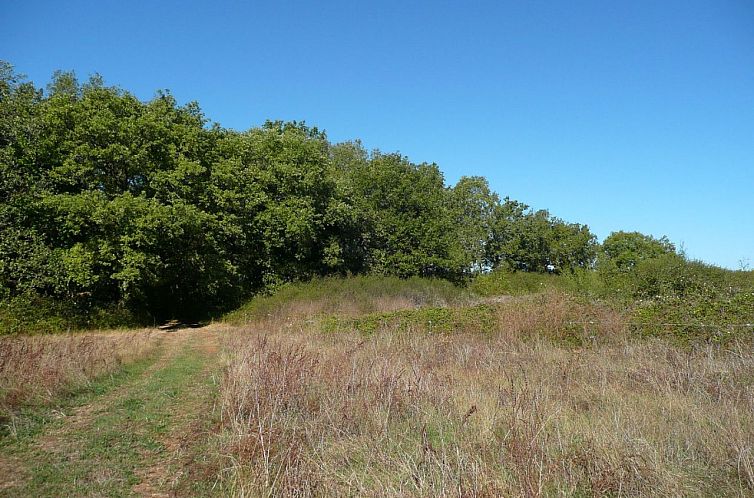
[132,327,222,497]
[0,327,223,497]
[0,339,165,494]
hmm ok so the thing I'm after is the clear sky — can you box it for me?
[2,0,753,269]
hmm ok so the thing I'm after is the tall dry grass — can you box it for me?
[219,292,754,497]
[0,329,159,421]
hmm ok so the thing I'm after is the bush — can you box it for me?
[468,260,754,345]
[0,294,145,334]
[470,271,570,297]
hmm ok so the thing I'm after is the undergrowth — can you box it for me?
[0,295,148,335]
[472,259,754,344]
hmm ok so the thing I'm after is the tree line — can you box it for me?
[0,63,676,321]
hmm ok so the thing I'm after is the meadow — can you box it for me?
[1,273,753,496]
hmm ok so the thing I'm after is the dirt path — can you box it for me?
[0,326,224,497]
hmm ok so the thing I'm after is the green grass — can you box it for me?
[0,350,160,443]
[321,304,499,335]
[0,334,223,497]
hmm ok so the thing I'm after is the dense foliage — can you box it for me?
[0,64,603,325]
[601,231,676,270]
[3,63,749,332]
[472,254,754,344]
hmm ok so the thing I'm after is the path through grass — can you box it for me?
[0,327,223,497]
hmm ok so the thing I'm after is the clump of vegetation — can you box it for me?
[319,291,623,347]
[473,239,754,344]
[627,257,754,343]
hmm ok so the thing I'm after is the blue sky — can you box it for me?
[2,0,753,269]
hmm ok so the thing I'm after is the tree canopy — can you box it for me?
[1,63,658,322]
[602,231,676,270]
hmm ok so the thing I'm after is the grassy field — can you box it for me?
[1,275,753,496]
[0,327,226,496]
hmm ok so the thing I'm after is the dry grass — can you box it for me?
[0,329,159,419]
[219,292,754,497]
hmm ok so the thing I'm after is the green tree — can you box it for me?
[450,176,500,273]
[338,148,463,279]
[602,231,675,270]
[0,61,620,327]
[487,202,596,273]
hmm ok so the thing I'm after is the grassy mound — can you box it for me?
[224,275,474,324]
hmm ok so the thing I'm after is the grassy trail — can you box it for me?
[0,327,223,497]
